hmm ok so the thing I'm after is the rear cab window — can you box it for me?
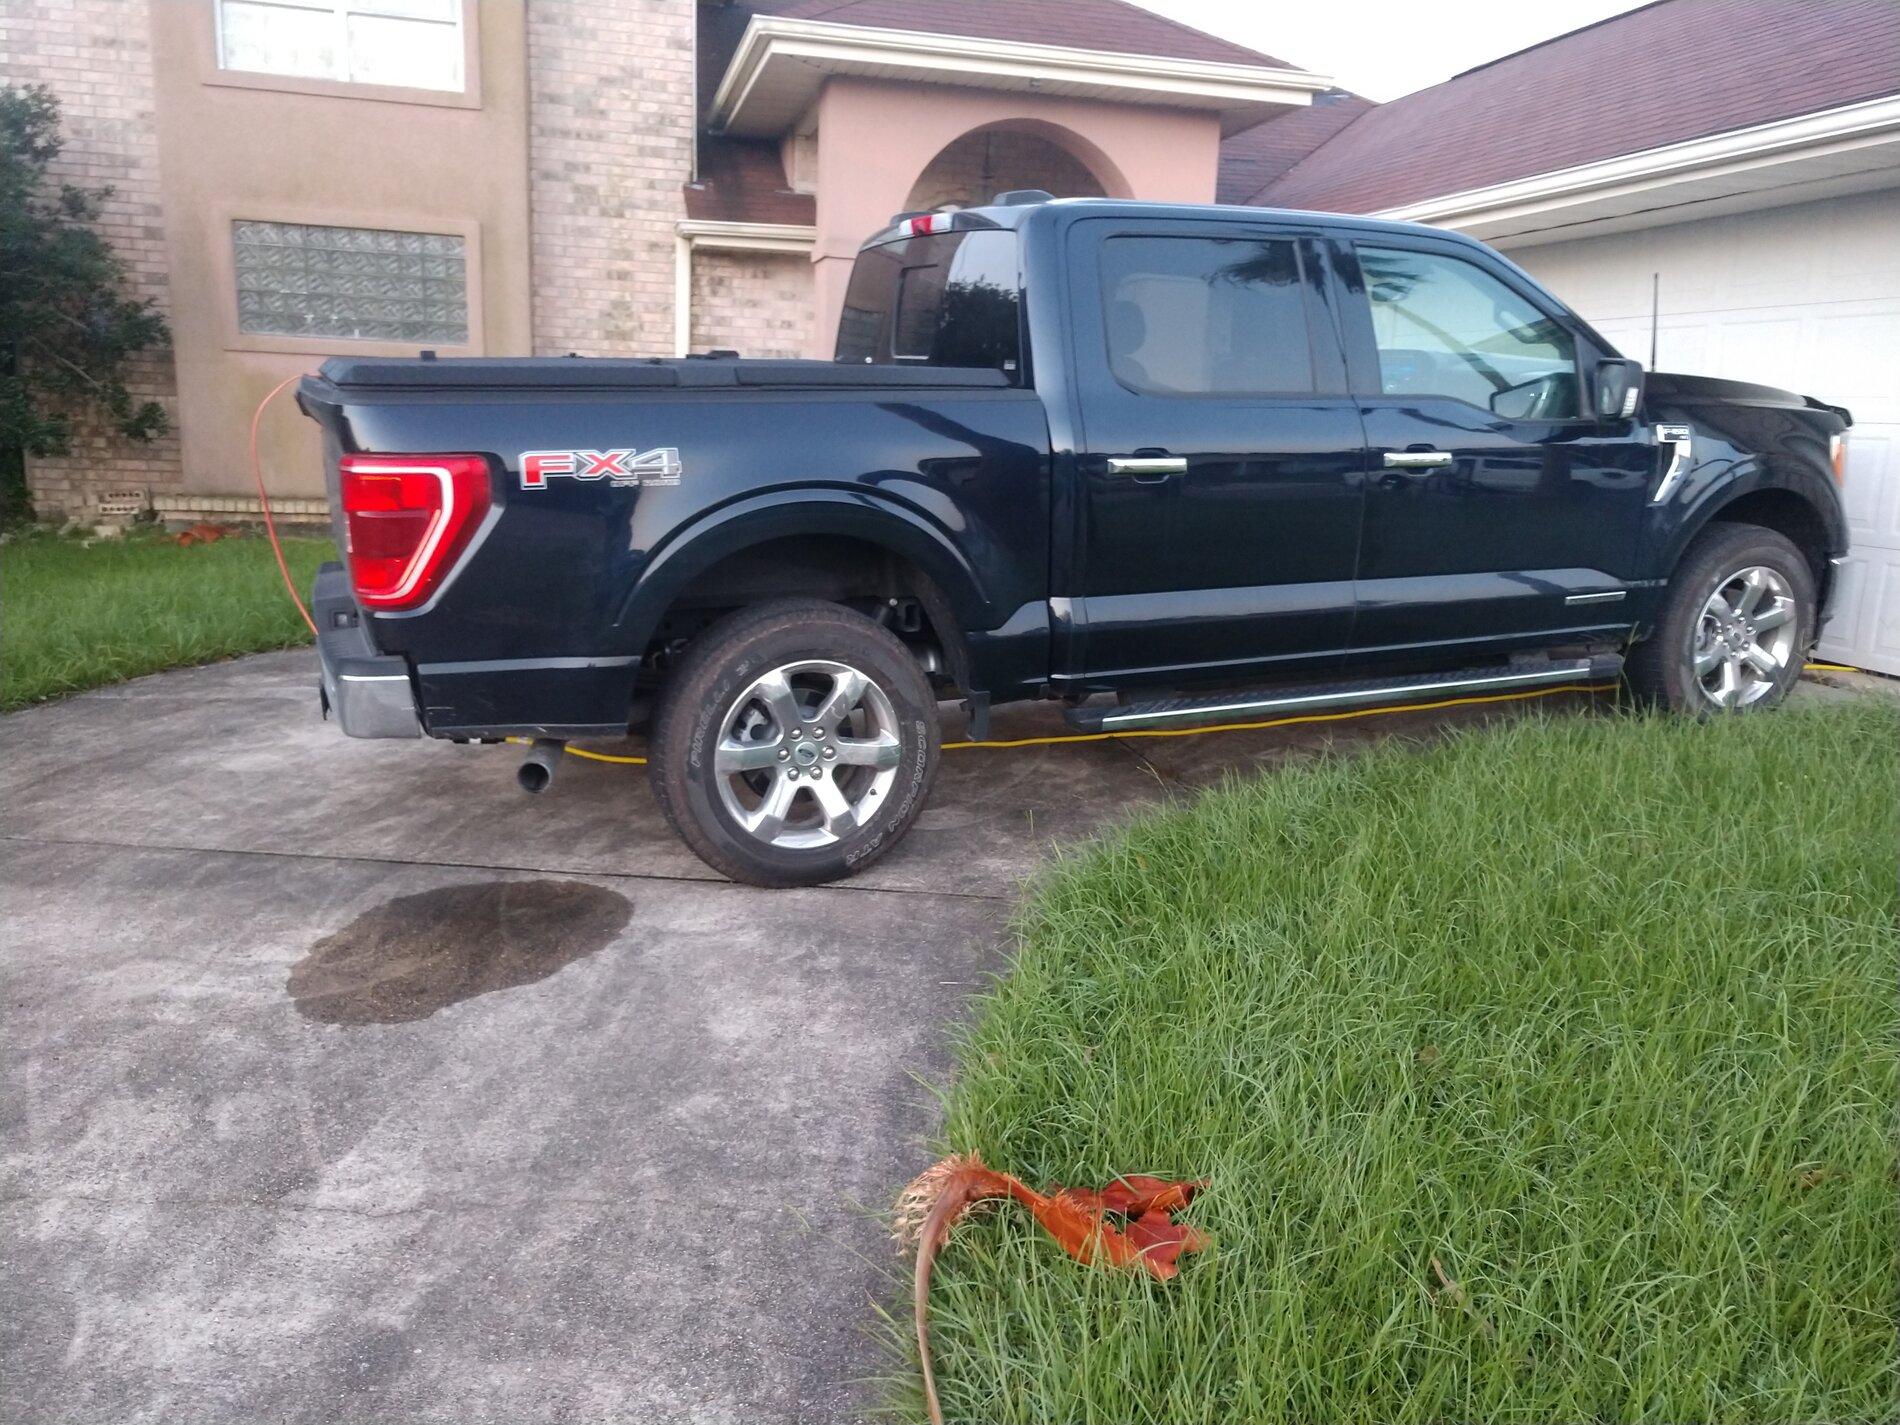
[836,229,1023,377]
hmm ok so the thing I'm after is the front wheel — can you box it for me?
[1625,523,1815,714]
[648,600,940,887]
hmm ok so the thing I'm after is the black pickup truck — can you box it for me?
[300,194,1850,886]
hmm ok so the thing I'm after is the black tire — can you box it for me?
[1625,523,1816,714]
[648,599,940,887]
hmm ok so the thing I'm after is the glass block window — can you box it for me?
[233,220,469,344]
[218,0,464,93]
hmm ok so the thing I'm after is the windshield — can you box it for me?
[835,230,1022,377]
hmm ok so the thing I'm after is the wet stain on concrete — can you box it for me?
[289,880,632,1025]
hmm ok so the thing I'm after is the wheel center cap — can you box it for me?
[792,741,820,767]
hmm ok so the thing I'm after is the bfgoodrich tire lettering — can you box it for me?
[1625,523,1816,715]
[649,600,940,887]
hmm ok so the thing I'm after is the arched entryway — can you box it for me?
[807,82,1223,355]
[903,122,1121,211]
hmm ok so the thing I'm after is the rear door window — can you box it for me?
[835,229,1022,375]
[1098,235,1316,396]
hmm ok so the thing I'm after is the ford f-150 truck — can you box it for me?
[300,193,1851,886]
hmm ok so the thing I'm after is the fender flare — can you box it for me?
[1656,457,1846,576]
[615,488,993,662]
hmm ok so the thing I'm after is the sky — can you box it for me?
[1132,0,1658,101]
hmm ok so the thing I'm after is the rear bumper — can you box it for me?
[313,563,421,739]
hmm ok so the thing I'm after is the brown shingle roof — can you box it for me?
[684,138,816,225]
[1256,0,1900,214]
[696,0,1296,115]
[712,0,1289,67]
[1216,91,1376,206]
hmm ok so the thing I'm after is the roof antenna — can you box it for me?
[1648,272,1660,369]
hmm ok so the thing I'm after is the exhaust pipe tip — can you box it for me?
[516,739,566,794]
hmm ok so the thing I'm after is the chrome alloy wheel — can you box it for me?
[1692,564,1798,709]
[713,660,903,848]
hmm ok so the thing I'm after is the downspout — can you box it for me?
[674,233,695,357]
[679,0,703,361]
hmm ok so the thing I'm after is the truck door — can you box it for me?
[1329,236,1654,658]
[1059,218,1367,688]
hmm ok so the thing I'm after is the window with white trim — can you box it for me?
[216,0,465,92]
[233,220,468,344]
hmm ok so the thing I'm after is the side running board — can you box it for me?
[1062,655,1623,733]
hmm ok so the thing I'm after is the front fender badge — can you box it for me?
[1651,424,1693,505]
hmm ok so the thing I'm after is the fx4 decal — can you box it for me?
[520,448,683,490]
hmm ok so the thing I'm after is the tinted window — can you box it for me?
[1357,245,1580,419]
[893,262,950,360]
[1099,236,1313,396]
[835,230,1021,374]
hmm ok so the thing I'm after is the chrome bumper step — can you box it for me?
[1061,655,1623,733]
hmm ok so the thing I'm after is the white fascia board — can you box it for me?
[709,15,1330,136]
[1375,94,1900,234]
[677,219,818,253]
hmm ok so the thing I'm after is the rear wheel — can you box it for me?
[1625,523,1815,714]
[648,600,939,887]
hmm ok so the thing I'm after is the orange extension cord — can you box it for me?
[251,372,318,636]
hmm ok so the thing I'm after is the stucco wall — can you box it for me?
[528,0,696,356]
[690,251,814,359]
[808,78,1225,355]
[2,1,183,519]
[140,1,533,501]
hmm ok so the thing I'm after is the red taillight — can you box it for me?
[338,453,491,610]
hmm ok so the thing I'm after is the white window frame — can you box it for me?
[213,0,466,93]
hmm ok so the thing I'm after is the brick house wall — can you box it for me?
[2,0,183,520]
[690,250,814,359]
[527,0,697,357]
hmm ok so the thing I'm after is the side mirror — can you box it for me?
[1593,358,1645,420]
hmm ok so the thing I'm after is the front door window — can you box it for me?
[1357,245,1580,421]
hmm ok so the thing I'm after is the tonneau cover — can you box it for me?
[318,355,1013,392]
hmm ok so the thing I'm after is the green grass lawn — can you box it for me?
[906,699,1899,1424]
[0,528,336,711]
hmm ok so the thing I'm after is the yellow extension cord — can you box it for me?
[509,662,1860,769]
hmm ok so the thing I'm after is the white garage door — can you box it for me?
[1507,188,1900,674]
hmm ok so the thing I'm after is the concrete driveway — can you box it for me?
[0,650,1605,1423]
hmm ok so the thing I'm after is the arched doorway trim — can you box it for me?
[900,117,1134,212]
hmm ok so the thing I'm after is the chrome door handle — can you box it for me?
[1105,456,1187,478]
[1383,451,1453,470]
